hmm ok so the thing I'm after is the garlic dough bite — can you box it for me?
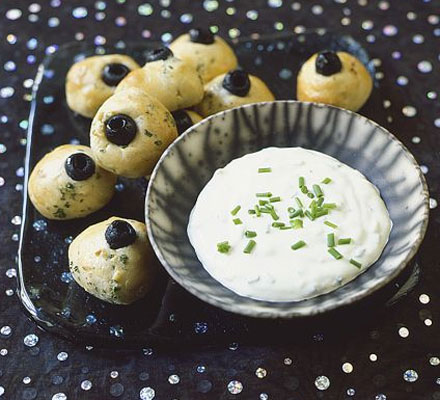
[172,110,203,135]
[115,46,204,111]
[66,54,140,118]
[28,145,116,220]
[195,69,275,117]
[90,88,178,178]
[169,28,238,83]
[69,217,156,305]
[297,50,373,112]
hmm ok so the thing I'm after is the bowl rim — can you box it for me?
[145,100,430,318]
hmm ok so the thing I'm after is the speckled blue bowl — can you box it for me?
[145,101,429,318]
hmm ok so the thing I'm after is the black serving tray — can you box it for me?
[18,31,418,348]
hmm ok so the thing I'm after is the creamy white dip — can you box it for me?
[188,147,392,302]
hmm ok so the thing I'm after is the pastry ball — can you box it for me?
[66,54,140,118]
[90,88,178,178]
[172,109,203,135]
[195,69,275,117]
[297,50,373,112]
[169,28,238,83]
[69,217,156,305]
[115,47,204,112]
[28,145,116,220]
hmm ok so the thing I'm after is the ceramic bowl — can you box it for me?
[145,101,429,318]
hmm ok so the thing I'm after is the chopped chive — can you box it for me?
[248,209,256,215]
[305,210,314,220]
[295,197,304,208]
[338,238,352,245]
[233,218,242,225]
[291,219,303,229]
[327,233,335,247]
[350,258,362,268]
[322,177,332,184]
[328,247,343,260]
[287,207,295,213]
[272,222,285,228]
[256,192,272,198]
[260,208,271,214]
[314,209,329,218]
[309,200,317,213]
[291,240,306,250]
[317,197,324,207]
[324,221,338,229]
[245,230,257,238]
[313,184,323,197]
[290,209,304,218]
[243,239,256,254]
[217,241,231,254]
[299,176,305,187]
[264,203,274,210]
[270,210,279,220]
[323,203,337,209]
[270,196,281,203]
[307,192,314,198]
[258,167,272,173]
[230,205,241,216]
[259,199,268,206]
[254,205,261,217]
[280,226,293,230]
[301,186,308,194]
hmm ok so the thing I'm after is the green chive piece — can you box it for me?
[295,197,304,208]
[305,210,314,220]
[248,209,256,215]
[291,219,303,229]
[301,186,308,194]
[272,222,285,228]
[322,177,332,184]
[338,238,352,245]
[217,241,231,254]
[270,196,281,203]
[233,218,242,225]
[290,209,303,218]
[328,248,343,260]
[309,200,317,213]
[323,203,337,209]
[280,226,293,230]
[327,233,335,247]
[264,203,274,210]
[350,258,362,268]
[259,199,268,206]
[287,207,295,213]
[230,205,241,216]
[258,167,272,173]
[270,210,279,220]
[317,197,324,207]
[256,192,272,197]
[324,221,338,229]
[313,184,323,197]
[254,205,261,217]
[291,240,306,250]
[260,208,271,214]
[245,230,257,238]
[243,239,256,254]
[307,192,314,198]
[314,209,329,218]
[299,176,305,187]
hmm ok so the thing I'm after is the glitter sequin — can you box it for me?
[417,60,432,73]
[139,387,155,400]
[57,352,68,361]
[403,369,419,382]
[24,334,39,347]
[342,362,354,373]
[315,375,330,390]
[72,7,88,18]
[6,8,23,20]
[402,106,417,117]
[398,327,410,337]
[227,380,243,394]
[81,380,93,391]
[138,4,153,16]
[255,367,267,378]
[168,374,180,384]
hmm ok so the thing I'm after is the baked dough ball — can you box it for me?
[90,88,178,178]
[28,145,116,220]
[115,47,204,111]
[172,109,203,135]
[195,69,275,117]
[169,28,238,83]
[68,217,156,305]
[297,50,373,112]
[66,54,140,118]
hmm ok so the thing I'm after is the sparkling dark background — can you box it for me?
[1,0,440,399]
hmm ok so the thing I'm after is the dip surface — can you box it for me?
[187,147,392,302]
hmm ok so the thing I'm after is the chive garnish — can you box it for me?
[280,226,293,230]
[313,184,323,197]
[245,230,257,238]
[287,207,295,213]
[270,210,279,220]
[350,258,362,268]
[327,233,335,247]
[270,196,281,203]
[307,192,314,198]
[291,219,303,229]
[233,218,242,225]
[323,203,337,209]
[291,240,306,250]
[254,205,261,217]
[248,209,256,215]
[314,209,329,218]
[301,186,308,194]
[295,197,304,208]
[328,247,343,260]
[230,205,241,216]
[322,177,332,184]
[290,209,303,218]
[258,167,272,173]
[299,176,305,187]
[272,222,285,228]
[324,221,338,229]
[260,208,271,214]
[338,238,352,245]
[217,241,231,254]
[243,239,256,254]
[259,199,268,206]
[256,192,272,198]
[305,210,314,220]
[317,197,324,207]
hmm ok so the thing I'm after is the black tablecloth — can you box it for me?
[1,0,440,399]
